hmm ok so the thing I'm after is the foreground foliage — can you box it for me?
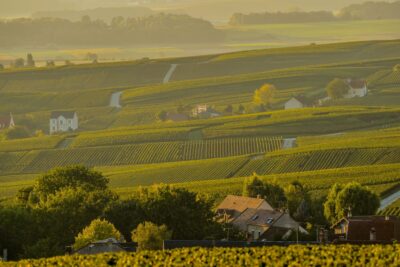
[3,245,400,267]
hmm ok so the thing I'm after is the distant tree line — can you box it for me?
[0,14,223,48]
[229,1,400,25]
[230,11,336,25]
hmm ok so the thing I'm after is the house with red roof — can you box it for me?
[216,195,307,241]
[332,215,400,242]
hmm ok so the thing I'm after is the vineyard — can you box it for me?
[4,245,400,267]
[0,135,64,152]
[114,163,400,200]
[0,137,282,175]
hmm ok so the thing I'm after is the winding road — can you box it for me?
[379,189,400,211]
[163,64,178,84]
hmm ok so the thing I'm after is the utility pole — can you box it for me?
[2,249,7,262]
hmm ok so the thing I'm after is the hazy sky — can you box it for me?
[0,0,388,18]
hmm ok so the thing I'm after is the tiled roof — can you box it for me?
[347,79,367,89]
[51,111,76,119]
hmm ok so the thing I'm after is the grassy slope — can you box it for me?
[0,39,399,200]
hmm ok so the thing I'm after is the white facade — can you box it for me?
[344,86,368,99]
[343,79,368,99]
[50,112,78,134]
[284,98,304,110]
[192,104,208,116]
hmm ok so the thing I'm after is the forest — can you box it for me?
[229,1,400,25]
[0,14,223,47]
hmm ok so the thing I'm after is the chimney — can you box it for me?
[2,249,7,262]
[256,194,261,199]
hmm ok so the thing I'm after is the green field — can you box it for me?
[0,38,399,203]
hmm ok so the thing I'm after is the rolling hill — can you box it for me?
[0,39,399,202]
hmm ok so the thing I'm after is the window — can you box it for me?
[252,215,259,221]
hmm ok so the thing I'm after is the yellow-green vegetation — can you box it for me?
[0,135,64,152]
[3,245,400,266]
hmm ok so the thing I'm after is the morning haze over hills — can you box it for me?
[0,0,400,266]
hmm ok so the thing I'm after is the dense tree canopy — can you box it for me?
[243,175,286,209]
[0,14,223,48]
[132,222,172,251]
[284,181,311,221]
[253,84,276,107]
[326,78,349,99]
[32,165,109,201]
[324,183,380,224]
[74,219,123,250]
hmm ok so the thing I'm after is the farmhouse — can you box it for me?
[192,104,221,118]
[216,195,307,241]
[50,111,78,134]
[284,96,313,110]
[0,113,15,130]
[343,79,368,98]
[332,216,400,242]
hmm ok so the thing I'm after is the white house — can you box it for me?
[284,96,312,110]
[50,111,78,134]
[0,113,15,130]
[192,104,209,117]
[343,79,368,98]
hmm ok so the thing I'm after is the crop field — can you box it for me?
[4,245,400,266]
[0,137,282,175]
[112,163,400,200]
[0,135,64,152]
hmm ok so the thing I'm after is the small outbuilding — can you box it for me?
[332,216,400,242]
[284,96,313,110]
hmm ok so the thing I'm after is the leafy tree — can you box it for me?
[253,84,276,107]
[324,183,380,224]
[131,222,171,251]
[132,185,218,240]
[21,238,62,259]
[26,53,35,67]
[284,181,311,221]
[243,175,286,208]
[0,206,37,260]
[323,183,343,224]
[46,60,55,67]
[3,126,31,140]
[105,199,146,242]
[36,187,117,253]
[224,105,233,114]
[157,110,168,121]
[32,165,109,201]
[73,219,123,250]
[326,78,349,99]
[13,58,25,68]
